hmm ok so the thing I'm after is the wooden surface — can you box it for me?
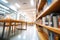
[36,27,48,40]
[0,19,18,22]
[0,19,34,24]
[37,0,47,12]
[5,24,20,26]
[36,23,60,34]
[36,0,59,20]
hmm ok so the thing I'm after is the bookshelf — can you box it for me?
[36,0,60,40]
[36,23,60,34]
[37,30,48,40]
[36,26,49,40]
[37,0,47,12]
[36,0,60,20]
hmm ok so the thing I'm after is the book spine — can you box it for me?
[52,14,59,40]
[57,15,60,28]
[46,15,53,40]
[57,15,60,40]
[42,17,49,37]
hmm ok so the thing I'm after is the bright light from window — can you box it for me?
[30,0,34,6]
[15,3,20,8]
[2,0,8,3]
[0,4,9,10]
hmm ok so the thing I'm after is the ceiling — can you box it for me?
[7,0,36,9]
[7,0,36,22]
[7,0,36,12]
[0,0,36,20]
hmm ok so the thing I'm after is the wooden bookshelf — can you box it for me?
[36,0,59,20]
[36,23,60,34]
[36,0,60,40]
[38,31,48,40]
[37,0,47,12]
[36,26,48,40]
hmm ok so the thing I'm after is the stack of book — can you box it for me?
[39,13,60,40]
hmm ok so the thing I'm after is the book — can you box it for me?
[42,17,49,36]
[52,13,59,40]
[37,13,60,40]
[42,13,59,40]
[46,14,54,40]
[57,14,60,40]
[57,15,60,28]
[47,0,52,5]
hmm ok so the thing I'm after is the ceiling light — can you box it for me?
[0,4,9,10]
[15,3,20,8]
[2,0,8,3]
[0,11,5,13]
[9,5,17,11]
[30,0,34,6]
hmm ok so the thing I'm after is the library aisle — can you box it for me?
[0,0,60,40]
[10,25,39,40]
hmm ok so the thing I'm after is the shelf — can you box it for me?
[36,23,60,34]
[36,27,48,40]
[37,0,47,12]
[36,0,59,20]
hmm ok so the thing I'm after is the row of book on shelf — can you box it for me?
[37,13,60,40]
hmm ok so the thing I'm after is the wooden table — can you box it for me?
[0,19,34,40]
[0,19,21,40]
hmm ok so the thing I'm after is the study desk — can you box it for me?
[0,19,21,40]
[0,19,34,40]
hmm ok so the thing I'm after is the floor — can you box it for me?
[10,25,39,40]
